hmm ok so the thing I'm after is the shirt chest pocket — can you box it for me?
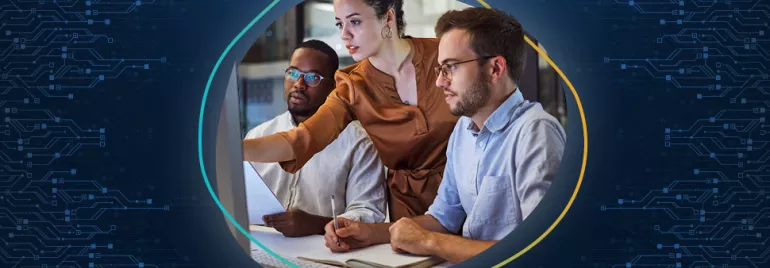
[471,175,516,226]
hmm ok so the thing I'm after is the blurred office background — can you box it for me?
[237,0,568,135]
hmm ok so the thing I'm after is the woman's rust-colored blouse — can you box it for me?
[275,37,459,221]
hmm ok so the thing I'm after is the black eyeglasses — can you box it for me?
[434,56,496,81]
[284,68,325,87]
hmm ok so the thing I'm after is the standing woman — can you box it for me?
[243,0,458,221]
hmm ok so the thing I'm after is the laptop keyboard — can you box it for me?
[251,247,331,268]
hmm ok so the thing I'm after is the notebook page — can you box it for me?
[300,243,435,267]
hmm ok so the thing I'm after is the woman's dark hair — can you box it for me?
[362,0,406,37]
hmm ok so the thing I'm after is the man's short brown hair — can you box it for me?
[435,7,526,84]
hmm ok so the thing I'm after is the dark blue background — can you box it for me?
[1,0,765,267]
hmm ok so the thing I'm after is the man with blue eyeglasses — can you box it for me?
[244,39,386,237]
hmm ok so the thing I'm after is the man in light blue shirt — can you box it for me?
[321,7,566,264]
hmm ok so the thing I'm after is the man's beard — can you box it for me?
[287,92,318,118]
[288,106,315,118]
[450,70,491,117]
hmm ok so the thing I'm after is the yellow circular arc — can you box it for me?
[473,0,589,267]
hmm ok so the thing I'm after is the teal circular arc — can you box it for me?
[197,0,299,267]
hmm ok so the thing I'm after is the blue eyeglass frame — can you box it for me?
[284,68,325,86]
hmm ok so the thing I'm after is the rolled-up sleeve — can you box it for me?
[425,137,465,233]
[338,133,387,223]
[278,80,356,173]
[514,119,566,220]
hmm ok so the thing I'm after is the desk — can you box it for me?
[248,225,453,267]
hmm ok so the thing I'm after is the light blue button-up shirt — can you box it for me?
[425,89,566,241]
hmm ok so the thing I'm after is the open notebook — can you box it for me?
[296,243,444,268]
[249,226,445,268]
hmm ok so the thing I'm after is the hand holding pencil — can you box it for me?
[323,216,376,253]
[331,195,340,247]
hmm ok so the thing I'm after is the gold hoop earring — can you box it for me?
[381,25,392,39]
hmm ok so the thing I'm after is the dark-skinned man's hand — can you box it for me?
[263,209,330,237]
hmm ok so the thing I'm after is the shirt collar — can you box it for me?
[466,88,525,133]
[361,37,428,90]
[281,111,298,127]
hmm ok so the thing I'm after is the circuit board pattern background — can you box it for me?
[0,0,200,267]
[3,0,769,267]
[584,0,770,267]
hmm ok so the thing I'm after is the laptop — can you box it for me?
[243,161,286,225]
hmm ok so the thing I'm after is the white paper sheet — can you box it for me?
[244,161,286,225]
[302,243,437,267]
[249,226,445,268]
[249,226,325,257]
